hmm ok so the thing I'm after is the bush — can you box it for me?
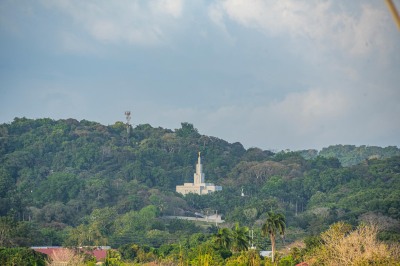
[0,248,46,266]
[306,222,400,265]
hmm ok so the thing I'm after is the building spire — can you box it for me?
[176,152,222,195]
[198,151,201,166]
[194,152,204,184]
[196,152,202,176]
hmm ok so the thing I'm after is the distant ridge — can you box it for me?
[298,145,400,166]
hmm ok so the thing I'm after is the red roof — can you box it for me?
[91,249,107,261]
[32,247,62,257]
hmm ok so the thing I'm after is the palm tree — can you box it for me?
[261,211,286,262]
[231,223,250,252]
[212,227,232,251]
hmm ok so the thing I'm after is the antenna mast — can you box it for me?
[124,111,131,141]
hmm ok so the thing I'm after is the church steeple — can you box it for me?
[194,152,205,184]
[196,152,202,175]
[198,152,201,165]
[176,152,222,195]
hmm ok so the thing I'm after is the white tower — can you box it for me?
[176,152,222,195]
[194,152,205,184]
[125,111,131,135]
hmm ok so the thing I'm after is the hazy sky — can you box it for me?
[1,0,399,151]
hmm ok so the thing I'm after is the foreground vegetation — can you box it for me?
[0,117,399,264]
[1,221,399,265]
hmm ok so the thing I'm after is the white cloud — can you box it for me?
[150,0,183,18]
[1,0,398,151]
[160,81,399,150]
[334,4,392,58]
[60,32,97,54]
[210,0,394,58]
[268,89,349,134]
[40,0,184,46]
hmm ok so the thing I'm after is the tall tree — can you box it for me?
[261,211,286,262]
[212,227,232,251]
[231,223,250,252]
[0,216,14,246]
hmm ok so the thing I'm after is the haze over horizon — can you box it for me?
[1,0,399,151]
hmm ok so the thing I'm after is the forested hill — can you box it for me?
[0,117,399,249]
[300,145,400,166]
[0,117,254,192]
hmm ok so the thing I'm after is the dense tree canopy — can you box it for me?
[0,117,399,264]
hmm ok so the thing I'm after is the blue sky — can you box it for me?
[1,0,399,151]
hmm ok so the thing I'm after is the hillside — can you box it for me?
[299,145,400,166]
[0,117,399,251]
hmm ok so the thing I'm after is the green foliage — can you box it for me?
[378,230,400,242]
[231,223,250,252]
[35,172,82,204]
[212,228,232,251]
[304,235,322,251]
[175,122,200,138]
[188,242,224,266]
[0,247,46,266]
[118,243,139,261]
[105,249,122,266]
[0,117,399,259]
[319,144,400,166]
[210,223,250,254]
[261,212,286,262]
[224,250,261,266]
[0,217,14,247]
[241,147,273,162]
[277,255,297,266]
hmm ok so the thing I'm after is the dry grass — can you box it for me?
[307,222,400,265]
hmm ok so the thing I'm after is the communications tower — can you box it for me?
[125,111,131,140]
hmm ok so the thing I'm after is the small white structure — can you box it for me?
[176,152,222,195]
[260,251,272,258]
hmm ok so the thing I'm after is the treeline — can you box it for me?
[300,144,400,166]
[0,117,399,253]
[2,221,399,265]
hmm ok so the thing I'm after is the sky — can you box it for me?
[1,0,399,151]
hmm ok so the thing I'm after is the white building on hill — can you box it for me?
[176,152,222,195]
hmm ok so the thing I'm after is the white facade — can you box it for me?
[176,152,222,195]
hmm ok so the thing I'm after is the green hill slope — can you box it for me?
[0,117,399,249]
